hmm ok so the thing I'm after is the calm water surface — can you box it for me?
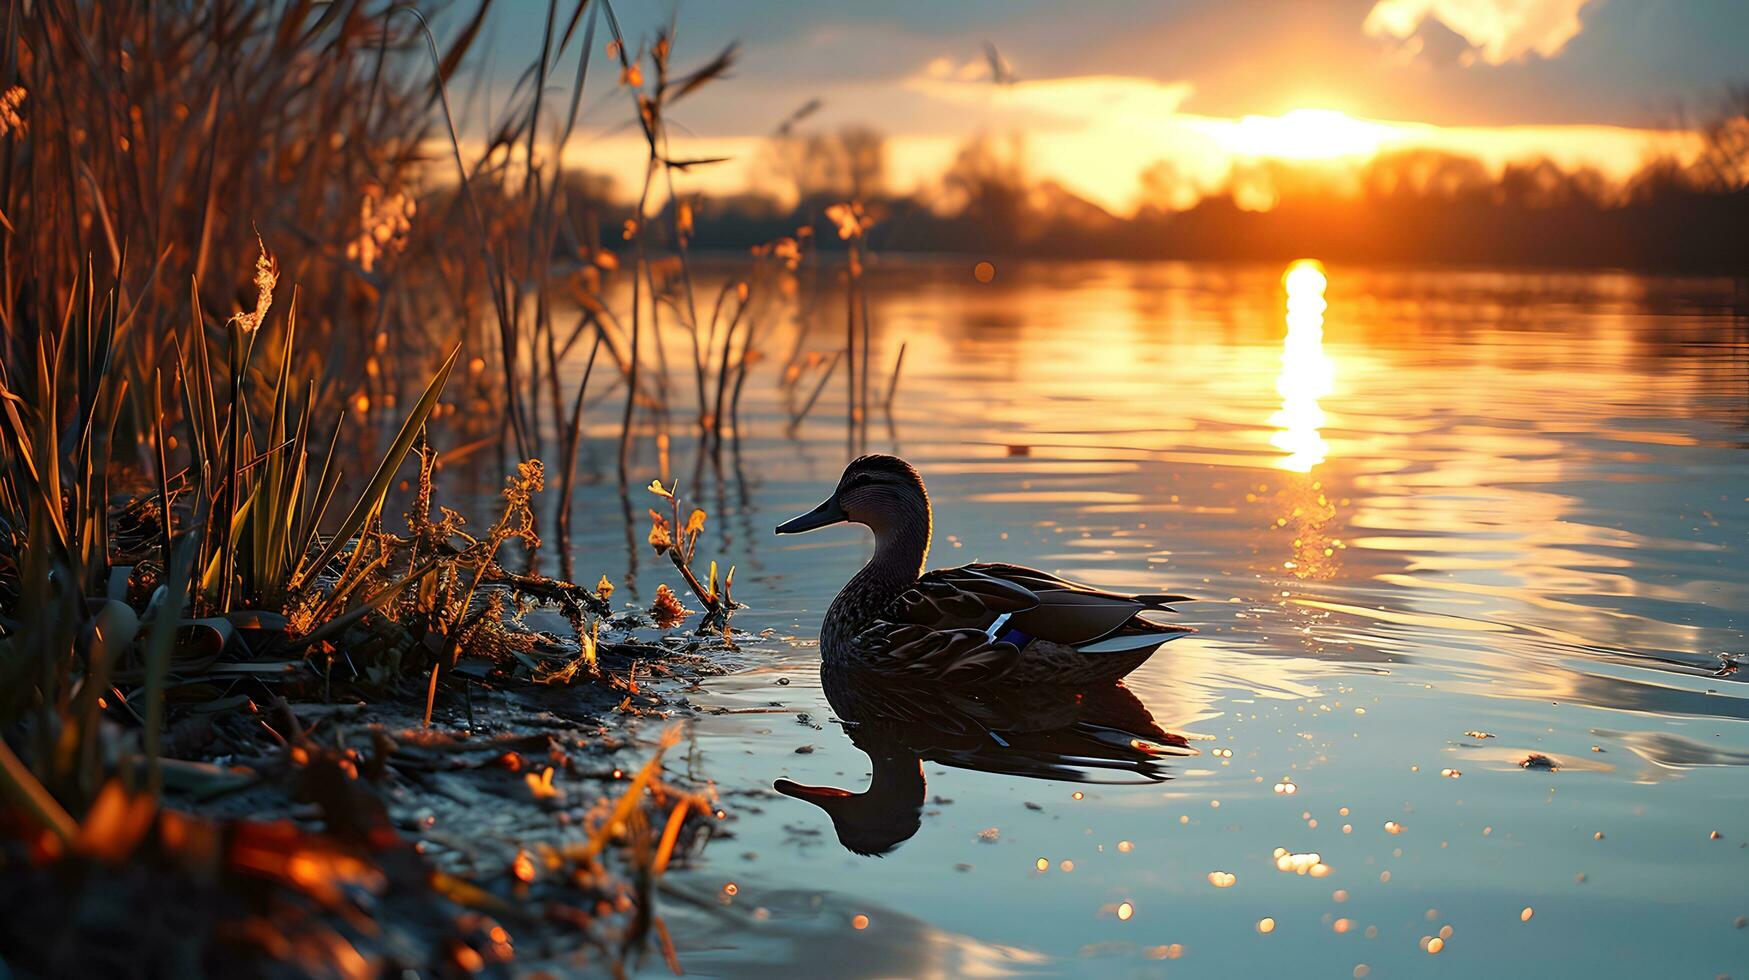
[549,260,1747,978]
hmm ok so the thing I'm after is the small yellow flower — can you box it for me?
[525,767,559,800]
[648,509,674,555]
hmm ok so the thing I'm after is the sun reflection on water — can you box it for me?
[1270,259,1334,472]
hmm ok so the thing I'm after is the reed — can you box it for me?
[0,2,850,971]
[0,245,718,970]
[0,2,490,456]
[645,479,737,629]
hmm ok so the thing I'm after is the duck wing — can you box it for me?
[852,566,1034,682]
[889,565,1037,632]
[861,564,1192,682]
[849,622,1022,684]
[932,562,1192,651]
[966,562,1193,608]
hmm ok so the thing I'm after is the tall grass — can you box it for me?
[0,0,910,578]
[0,0,897,843]
[0,246,449,806]
[0,2,486,450]
[0,0,754,564]
[0,4,886,972]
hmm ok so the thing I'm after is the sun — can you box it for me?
[1221,108,1396,161]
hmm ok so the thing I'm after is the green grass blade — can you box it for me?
[292,343,461,591]
[201,483,258,596]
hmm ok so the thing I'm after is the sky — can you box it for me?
[464,0,1748,213]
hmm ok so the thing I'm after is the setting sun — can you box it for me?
[1220,108,1396,161]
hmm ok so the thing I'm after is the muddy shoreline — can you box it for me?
[0,597,757,978]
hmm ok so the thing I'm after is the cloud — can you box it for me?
[907,72,1196,130]
[888,65,1686,213]
[899,72,1216,211]
[1363,0,1593,65]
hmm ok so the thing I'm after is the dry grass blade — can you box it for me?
[883,340,908,408]
[653,916,683,975]
[577,726,683,862]
[790,349,843,426]
[0,739,77,844]
[651,798,691,876]
[152,372,175,593]
[668,43,739,105]
[290,557,445,651]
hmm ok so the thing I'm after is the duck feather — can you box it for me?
[863,562,1191,682]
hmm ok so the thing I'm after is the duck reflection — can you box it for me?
[775,663,1194,856]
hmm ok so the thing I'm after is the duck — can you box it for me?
[775,454,1192,684]
[774,662,1192,855]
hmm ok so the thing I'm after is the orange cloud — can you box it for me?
[898,69,1693,212]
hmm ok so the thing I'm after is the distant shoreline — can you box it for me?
[676,247,1749,281]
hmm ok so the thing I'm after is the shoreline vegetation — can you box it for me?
[0,1,798,974]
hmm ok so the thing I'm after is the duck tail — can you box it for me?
[1078,616,1194,653]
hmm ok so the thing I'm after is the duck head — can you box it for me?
[775,454,930,544]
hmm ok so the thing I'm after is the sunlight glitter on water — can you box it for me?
[1271,259,1336,472]
[530,259,1749,978]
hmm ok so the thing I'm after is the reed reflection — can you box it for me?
[775,664,1192,856]
[1270,259,1334,472]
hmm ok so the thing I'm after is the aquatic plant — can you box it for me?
[646,479,737,630]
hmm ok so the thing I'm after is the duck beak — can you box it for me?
[773,778,854,803]
[775,496,846,534]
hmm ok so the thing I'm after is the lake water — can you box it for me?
[546,259,1748,978]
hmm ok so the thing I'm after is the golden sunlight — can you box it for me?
[1221,109,1394,161]
[1270,259,1334,472]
